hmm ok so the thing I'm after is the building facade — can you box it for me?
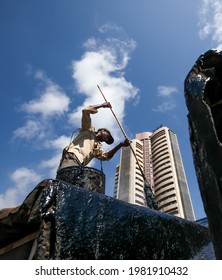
[135,132,154,192]
[113,139,146,207]
[114,126,195,221]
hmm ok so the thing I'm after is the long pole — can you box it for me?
[97,85,157,209]
[97,85,145,180]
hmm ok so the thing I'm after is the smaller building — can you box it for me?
[113,139,146,207]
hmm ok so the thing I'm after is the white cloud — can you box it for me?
[69,24,138,142]
[13,72,70,143]
[98,22,122,34]
[153,101,176,112]
[21,79,70,118]
[46,135,71,150]
[12,119,46,140]
[199,0,222,49]
[157,86,178,97]
[0,168,42,208]
[39,135,71,177]
[39,154,61,178]
[153,85,178,113]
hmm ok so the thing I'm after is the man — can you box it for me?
[57,102,130,174]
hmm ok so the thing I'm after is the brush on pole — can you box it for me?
[97,85,157,209]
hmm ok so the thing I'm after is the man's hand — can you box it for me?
[121,139,130,147]
[107,139,130,159]
[92,102,112,110]
[102,102,112,109]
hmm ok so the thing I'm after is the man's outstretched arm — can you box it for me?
[90,102,112,110]
[107,139,130,159]
[82,102,112,129]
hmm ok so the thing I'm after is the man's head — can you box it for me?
[96,128,114,144]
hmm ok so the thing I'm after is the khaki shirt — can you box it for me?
[64,106,110,166]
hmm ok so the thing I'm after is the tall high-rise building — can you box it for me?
[114,126,195,221]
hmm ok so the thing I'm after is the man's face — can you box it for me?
[101,130,110,142]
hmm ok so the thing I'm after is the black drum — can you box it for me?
[56,166,105,194]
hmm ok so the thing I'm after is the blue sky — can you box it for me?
[0,0,221,219]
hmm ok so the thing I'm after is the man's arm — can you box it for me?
[82,102,111,130]
[107,139,130,159]
[90,102,112,110]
